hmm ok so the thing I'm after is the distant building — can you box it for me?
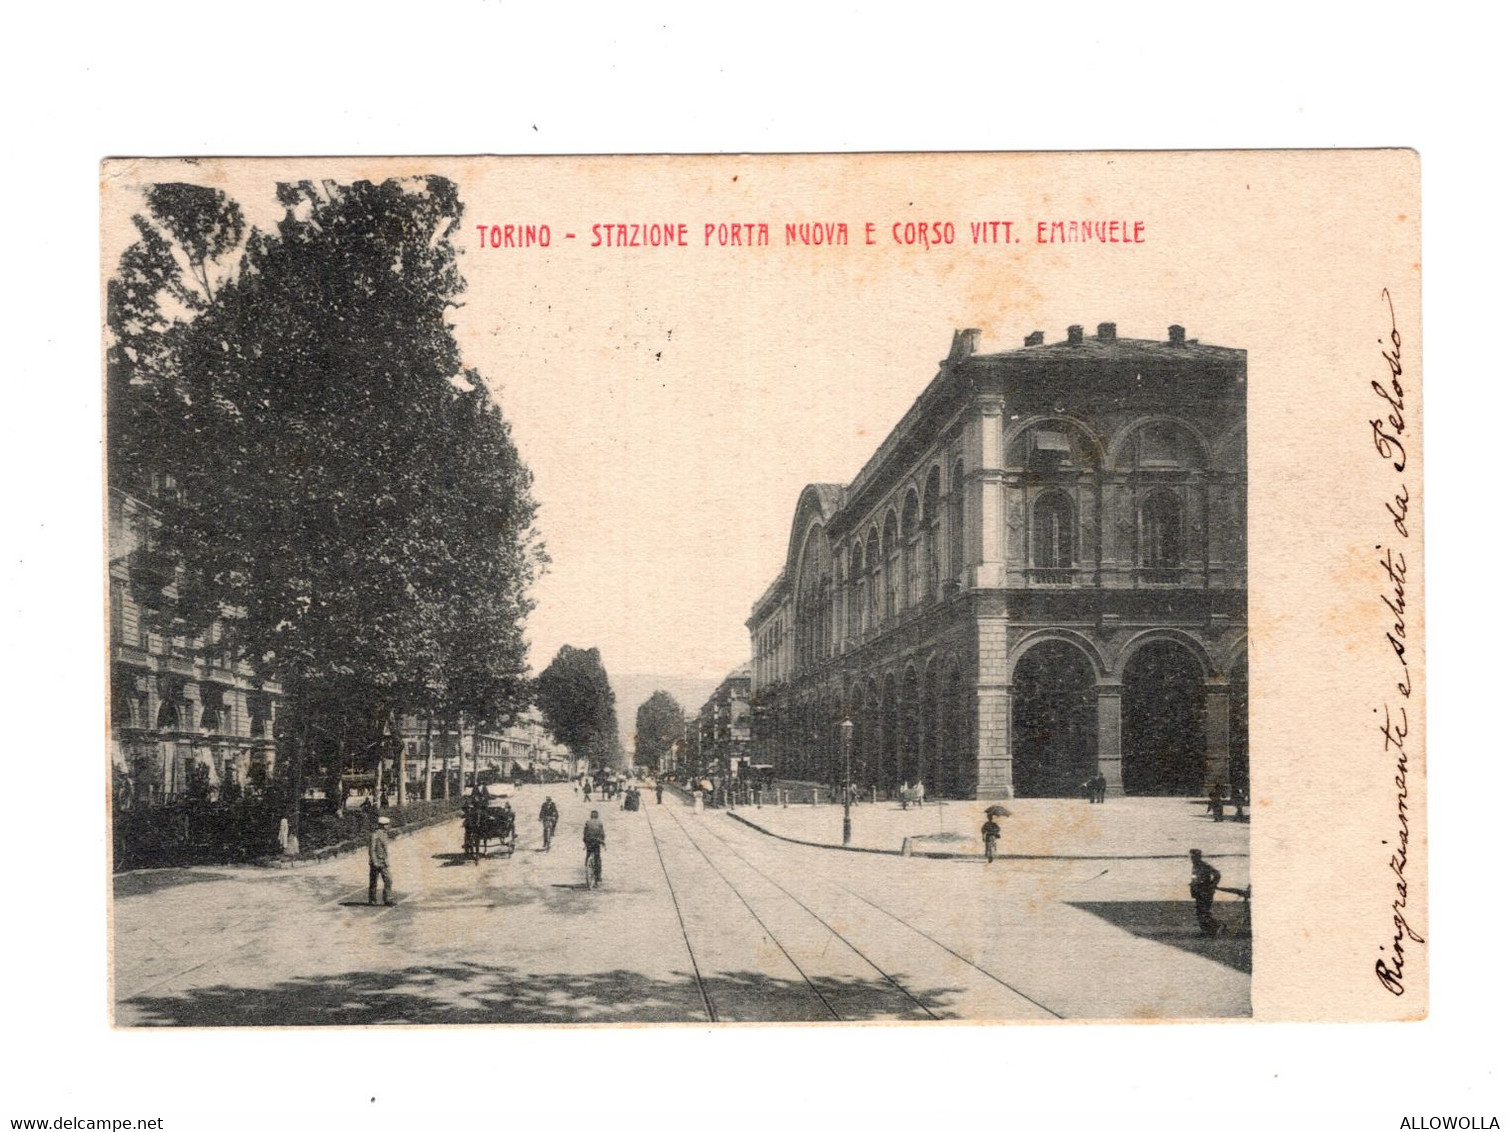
[394,707,574,798]
[683,666,753,781]
[109,484,570,809]
[108,485,281,804]
[747,322,1247,800]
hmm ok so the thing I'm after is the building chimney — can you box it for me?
[1168,324,1186,346]
[1024,330,1045,347]
[948,327,982,362]
[1067,324,1084,345]
[1097,322,1117,341]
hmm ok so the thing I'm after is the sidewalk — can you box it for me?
[723,795,1250,860]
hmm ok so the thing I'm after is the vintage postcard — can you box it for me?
[101,151,1422,1025]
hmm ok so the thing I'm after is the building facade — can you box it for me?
[663,667,753,783]
[700,665,752,779]
[394,708,575,799]
[747,322,1247,800]
[109,486,282,804]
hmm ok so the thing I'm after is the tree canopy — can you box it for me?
[535,646,620,770]
[633,691,685,768]
[107,177,545,754]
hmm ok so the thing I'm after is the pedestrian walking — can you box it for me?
[583,809,607,888]
[1207,785,1225,822]
[1189,849,1222,936]
[655,782,664,805]
[916,779,926,806]
[1094,773,1107,803]
[368,816,395,906]
[981,811,1002,863]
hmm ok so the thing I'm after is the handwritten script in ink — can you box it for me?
[1371,287,1423,996]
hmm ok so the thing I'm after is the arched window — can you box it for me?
[901,491,920,610]
[865,528,881,629]
[948,461,965,583]
[794,527,829,673]
[819,577,831,658]
[849,544,864,640]
[1139,489,1182,582]
[1031,490,1074,583]
[882,514,899,621]
[112,682,141,730]
[923,467,941,602]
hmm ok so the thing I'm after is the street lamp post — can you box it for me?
[840,718,853,846]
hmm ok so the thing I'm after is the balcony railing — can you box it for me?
[1027,568,1075,586]
[1133,566,1187,585]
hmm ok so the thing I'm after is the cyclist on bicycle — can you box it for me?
[583,809,606,888]
[539,795,559,850]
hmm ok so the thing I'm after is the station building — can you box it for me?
[746,322,1247,800]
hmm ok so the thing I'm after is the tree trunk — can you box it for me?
[374,735,384,804]
[283,716,307,854]
[334,733,346,815]
[423,715,434,801]
[470,714,480,791]
[396,713,407,808]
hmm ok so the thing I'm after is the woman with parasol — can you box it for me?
[982,804,1010,863]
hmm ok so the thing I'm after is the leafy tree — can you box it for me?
[634,691,685,769]
[107,177,544,834]
[536,646,619,771]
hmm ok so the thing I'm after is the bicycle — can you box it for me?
[542,817,557,850]
[585,845,602,888]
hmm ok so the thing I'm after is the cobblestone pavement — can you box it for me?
[113,786,1249,1025]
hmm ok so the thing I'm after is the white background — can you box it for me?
[1,3,1501,1128]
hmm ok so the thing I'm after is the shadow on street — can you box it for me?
[114,870,239,899]
[120,963,961,1026]
[1068,901,1252,974]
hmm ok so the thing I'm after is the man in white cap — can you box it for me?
[368,816,395,906]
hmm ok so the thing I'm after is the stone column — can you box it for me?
[1204,682,1231,790]
[974,618,1013,798]
[1096,684,1125,795]
[966,394,1007,590]
[975,685,1012,799]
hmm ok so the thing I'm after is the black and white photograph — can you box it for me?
[97,152,1414,1030]
[15,5,1504,1116]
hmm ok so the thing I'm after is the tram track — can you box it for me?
[651,806,843,1020]
[643,804,718,1023]
[690,809,1064,1021]
[655,804,938,1022]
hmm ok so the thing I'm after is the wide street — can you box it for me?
[113,785,1250,1025]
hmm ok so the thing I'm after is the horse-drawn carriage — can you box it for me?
[463,783,518,862]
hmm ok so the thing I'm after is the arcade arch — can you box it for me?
[1011,641,1097,797]
[1121,639,1208,795]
